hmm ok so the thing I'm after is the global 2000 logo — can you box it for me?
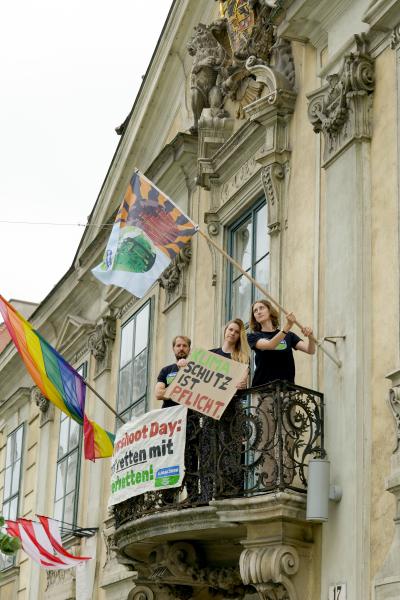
[155,466,180,487]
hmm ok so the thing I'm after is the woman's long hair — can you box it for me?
[224,318,250,364]
[249,299,279,332]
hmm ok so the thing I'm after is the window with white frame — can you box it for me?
[0,424,24,569]
[227,200,269,322]
[53,363,85,530]
[118,301,151,422]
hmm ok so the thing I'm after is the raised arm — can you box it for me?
[254,313,296,350]
[295,327,316,355]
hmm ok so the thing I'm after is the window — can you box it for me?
[118,301,151,422]
[227,200,269,321]
[0,424,24,569]
[53,364,85,530]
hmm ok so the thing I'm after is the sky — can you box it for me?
[0,0,173,305]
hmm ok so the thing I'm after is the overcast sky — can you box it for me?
[0,0,173,305]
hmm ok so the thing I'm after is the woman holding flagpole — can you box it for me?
[247,299,315,387]
[246,300,315,488]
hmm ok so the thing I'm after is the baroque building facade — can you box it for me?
[1,0,400,598]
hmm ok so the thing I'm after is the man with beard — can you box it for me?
[155,336,191,407]
[155,335,199,502]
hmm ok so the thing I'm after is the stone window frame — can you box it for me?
[117,299,152,425]
[53,363,85,535]
[0,423,24,570]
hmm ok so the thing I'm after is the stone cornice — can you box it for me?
[56,314,95,360]
[198,119,264,189]
[363,0,400,32]
[0,387,31,421]
[278,0,354,48]
[145,133,198,190]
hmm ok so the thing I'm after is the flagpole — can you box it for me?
[198,228,341,368]
[84,380,126,423]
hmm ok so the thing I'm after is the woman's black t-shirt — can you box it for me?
[209,347,231,359]
[247,330,302,386]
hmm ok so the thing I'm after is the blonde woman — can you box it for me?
[209,318,250,388]
[200,319,250,501]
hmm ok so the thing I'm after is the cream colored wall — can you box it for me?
[284,41,319,389]
[369,47,399,579]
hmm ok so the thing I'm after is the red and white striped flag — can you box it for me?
[5,516,91,569]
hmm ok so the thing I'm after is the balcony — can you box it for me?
[111,382,324,600]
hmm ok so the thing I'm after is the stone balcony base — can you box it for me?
[110,492,318,600]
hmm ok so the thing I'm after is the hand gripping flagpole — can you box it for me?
[198,228,341,368]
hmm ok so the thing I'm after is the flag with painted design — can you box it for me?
[92,170,198,297]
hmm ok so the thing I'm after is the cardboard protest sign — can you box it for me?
[164,347,248,420]
[108,405,187,507]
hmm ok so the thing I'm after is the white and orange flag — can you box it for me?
[5,516,91,569]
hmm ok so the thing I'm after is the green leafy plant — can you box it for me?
[0,517,20,555]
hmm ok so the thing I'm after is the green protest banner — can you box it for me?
[164,347,248,420]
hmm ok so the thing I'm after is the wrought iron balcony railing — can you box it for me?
[114,381,324,528]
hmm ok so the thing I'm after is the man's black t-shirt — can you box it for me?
[157,363,180,408]
[247,330,302,386]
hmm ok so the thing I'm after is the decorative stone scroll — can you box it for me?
[244,46,297,120]
[88,315,116,375]
[31,385,54,427]
[159,242,192,312]
[261,163,286,235]
[128,585,155,600]
[391,23,400,49]
[307,34,375,166]
[240,545,299,600]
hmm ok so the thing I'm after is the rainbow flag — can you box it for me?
[0,296,114,460]
[92,170,198,297]
[84,415,114,461]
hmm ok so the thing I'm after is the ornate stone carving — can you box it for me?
[142,541,246,597]
[240,545,299,600]
[388,386,400,452]
[261,164,286,235]
[307,34,374,166]
[129,585,155,600]
[31,385,54,426]
[73,345,89,365]
[118,297,137,319]
[204,213,220,237]
[88,315,116,375]
[187,23,226,133]
[391,23,400,49]
[188,2,294,134]
[159,242,192,311]
[221,155,261,201]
